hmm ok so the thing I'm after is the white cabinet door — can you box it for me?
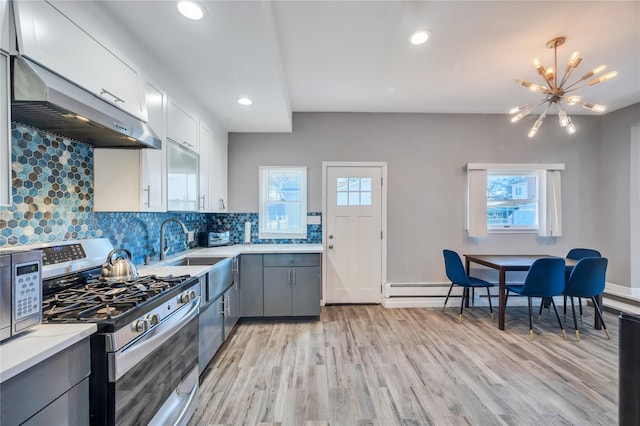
[209,130,228,212]
[199,122,211,212]
[198,122,228,213]
[1,0,10,53]
[140,80,167,212]
[0,52,10,206]
[93,80,167,212]
[167,100,198,153]
[13,0,147,121]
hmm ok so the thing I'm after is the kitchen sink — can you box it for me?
[166,256,226,266]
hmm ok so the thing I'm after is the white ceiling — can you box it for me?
[99,0,640,133]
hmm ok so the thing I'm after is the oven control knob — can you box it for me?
[147,313,161,326]
[180,290,197,303]
[135,319,150,332]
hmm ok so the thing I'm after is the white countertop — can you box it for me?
[138,244,324,277]
[182,243,324,257]
[0,323,97,383]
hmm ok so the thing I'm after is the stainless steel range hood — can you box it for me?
[11,56,161,149]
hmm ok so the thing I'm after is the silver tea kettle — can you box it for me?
[101,248,139,281]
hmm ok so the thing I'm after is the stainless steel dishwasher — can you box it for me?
[198,257,233,374]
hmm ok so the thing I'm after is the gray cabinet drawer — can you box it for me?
[263,253,321,267]
[0,338,90,426]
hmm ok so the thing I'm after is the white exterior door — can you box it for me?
[324,164,385,303]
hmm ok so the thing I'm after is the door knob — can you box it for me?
[328,244,334,249]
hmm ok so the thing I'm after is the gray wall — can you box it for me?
[229,111,616,284]
[599,103,640,287]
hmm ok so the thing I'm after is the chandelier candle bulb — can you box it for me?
[588,71,618,86]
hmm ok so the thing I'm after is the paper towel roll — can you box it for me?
[244,222,251,244]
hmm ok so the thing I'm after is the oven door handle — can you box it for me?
[109,297,200,382]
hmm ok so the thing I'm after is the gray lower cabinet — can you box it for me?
[198,296,223,374]
[262,253,321,317]
[0,338,91,426]
[223,282,240,339]
[239,254,264,317]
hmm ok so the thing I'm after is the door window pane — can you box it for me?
[336,177,372,206]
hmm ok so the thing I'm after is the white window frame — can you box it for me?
[467,163,564,237]
[259,166,308,239]
[487,169,539,232]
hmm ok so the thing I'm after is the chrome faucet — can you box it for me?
[160,218,189,260]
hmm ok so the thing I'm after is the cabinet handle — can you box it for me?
[292,268,296,284]
[100,88,124,104]
[287,268,291,284]
[200,195,205,210]
[219,198,226,210]
[143,185,151,207]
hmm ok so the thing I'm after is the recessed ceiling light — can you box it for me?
[177,1,203,20]
[238,97,253,106]
[410,29,431,45]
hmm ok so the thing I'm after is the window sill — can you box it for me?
[488,228,539,234]
[259,233,308,240]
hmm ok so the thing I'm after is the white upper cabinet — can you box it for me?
[140,80,167,212]
[199,122,211,212]
[0,51,10,206]
[12,0,147,121]
[1,0,10,53]
[209,129,228,212]
[167,99,198,153]
[94,79,167,212]
[199,121,228,213]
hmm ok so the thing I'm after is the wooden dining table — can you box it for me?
[463,254,599,331]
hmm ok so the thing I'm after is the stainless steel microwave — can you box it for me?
[0,250,43,342]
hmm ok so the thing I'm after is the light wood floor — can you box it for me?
[189,304,618,425]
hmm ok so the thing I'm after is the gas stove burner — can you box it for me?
[97,306,116,315]
[104,287,127,296]
[41,274,194,323]
[79,302,139,320]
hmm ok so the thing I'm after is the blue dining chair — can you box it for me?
[505,258,567,341]
[442,250,494,323]
[565,248,602,322]
[538,248,602,322]
[563,257,609,341]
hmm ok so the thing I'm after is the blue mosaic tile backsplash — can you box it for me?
[1,123,321,266]
[210,212,322,244]
[0,124,101,245]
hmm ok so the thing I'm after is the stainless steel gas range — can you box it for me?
[25,238,200,426]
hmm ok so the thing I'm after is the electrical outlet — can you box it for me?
[307,215,321,225]
[188,230,195,242]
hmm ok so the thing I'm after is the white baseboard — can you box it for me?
[383,281,563,309]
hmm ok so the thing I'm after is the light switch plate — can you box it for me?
[307,215,321,225]
[188,230,195,242]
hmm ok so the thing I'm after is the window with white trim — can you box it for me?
[467,163,564,237]
[259,166,307,239]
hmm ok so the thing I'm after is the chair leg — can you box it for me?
[579,297,584,325]
[570,296,579,341]
[591,296,611,340]
[550,298,568,340]
[442,283,454,312]
[486,287,494,320]
[528,297,534,341]
[563,295,567,321]
[505,289,509,305]
[458,287,467,323]
[537,298,544,323]
[471,288,475,310]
